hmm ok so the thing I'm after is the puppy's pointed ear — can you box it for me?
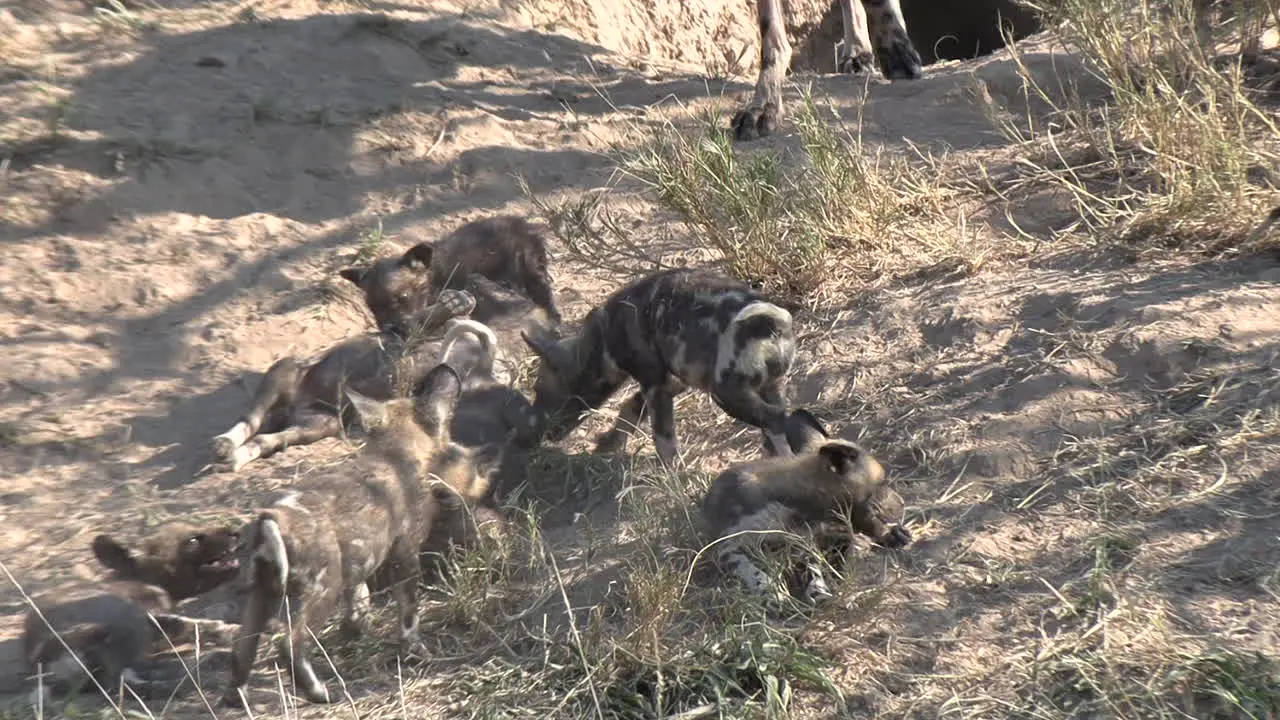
[817,442,861,475]
[339,267,367,286]
[785,408,830,454]
[413,364,463,440]
[346,389,390,432]
[522,331,573,376]
[92,534,138,574]
[399,242,433,270]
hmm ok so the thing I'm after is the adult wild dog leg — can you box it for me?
[864,0,922,80]
[732,0,792,141]
[835,0,877,74]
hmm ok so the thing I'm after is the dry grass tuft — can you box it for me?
[990,0,1280,256]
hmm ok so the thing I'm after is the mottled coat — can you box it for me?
[221,364,490,711]
[523,267,797,466]
[211,289,476,471]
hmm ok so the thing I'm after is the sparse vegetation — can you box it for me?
[993,0,1280,255]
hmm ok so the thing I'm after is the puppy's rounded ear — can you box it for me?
[817,442,860,475]
[399,242,434,270]
[785,408,829,454]
[92,534,138,573]
[345,389,389,432]
[339,267,367,286]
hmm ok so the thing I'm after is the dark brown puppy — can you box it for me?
[339,215,562,382]
[340,214,561,333]
[22,521,242,698]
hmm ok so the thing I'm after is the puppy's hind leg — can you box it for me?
[276,589,338,705]
[236,411,343,470]
[718,543,791,607]
[221,583,283,709]
[385,537,427,659]
[214,356,306,465]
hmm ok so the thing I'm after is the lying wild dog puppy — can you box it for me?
[521,267,796,467]
[221,364,491,710]
[702,409,911,607]
[340,217,563,385]
[436,318,542,502]
[339,213,562,333]
[211,289,476,472]
[22,521,242,698]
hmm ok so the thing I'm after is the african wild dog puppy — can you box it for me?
[339,215,563,382]
[221,363,490,710]
[733,0,923,141]
[22,521,242,698]
[210,289,476,472]
[702,409,911,607]
[339,214,562,333]
[436,318,542,502]
[521,267,796,467]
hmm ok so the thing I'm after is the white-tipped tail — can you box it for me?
[256,517,289,592]
[440,319,499,379]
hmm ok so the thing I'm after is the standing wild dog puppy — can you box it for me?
[521,268,796,467]
[22,522,242,698]
[702,409,911,607]
[211,289,476,472]
[339,214,562,333]
[221,364,489,710]
[733,0,923,141]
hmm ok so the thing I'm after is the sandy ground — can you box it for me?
[2,0,1279,717]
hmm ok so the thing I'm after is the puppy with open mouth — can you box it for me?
[21,520,245,700]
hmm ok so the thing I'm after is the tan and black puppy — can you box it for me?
[22,521,242,698]
[702,409,911,607]
[221,363,492,712]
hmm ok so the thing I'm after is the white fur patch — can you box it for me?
[714,302,793,383]
[766,432,792,457]
[271,490,309,514]
[293,653,329,702]
[714,503,796,603]
[120,667,148,687]
[229,442,262,471]
[215,421,253,450]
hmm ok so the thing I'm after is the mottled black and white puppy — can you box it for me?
[522,267,796,467]
[702,409,911,606]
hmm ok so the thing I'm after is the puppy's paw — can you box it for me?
[876,525,912,549]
